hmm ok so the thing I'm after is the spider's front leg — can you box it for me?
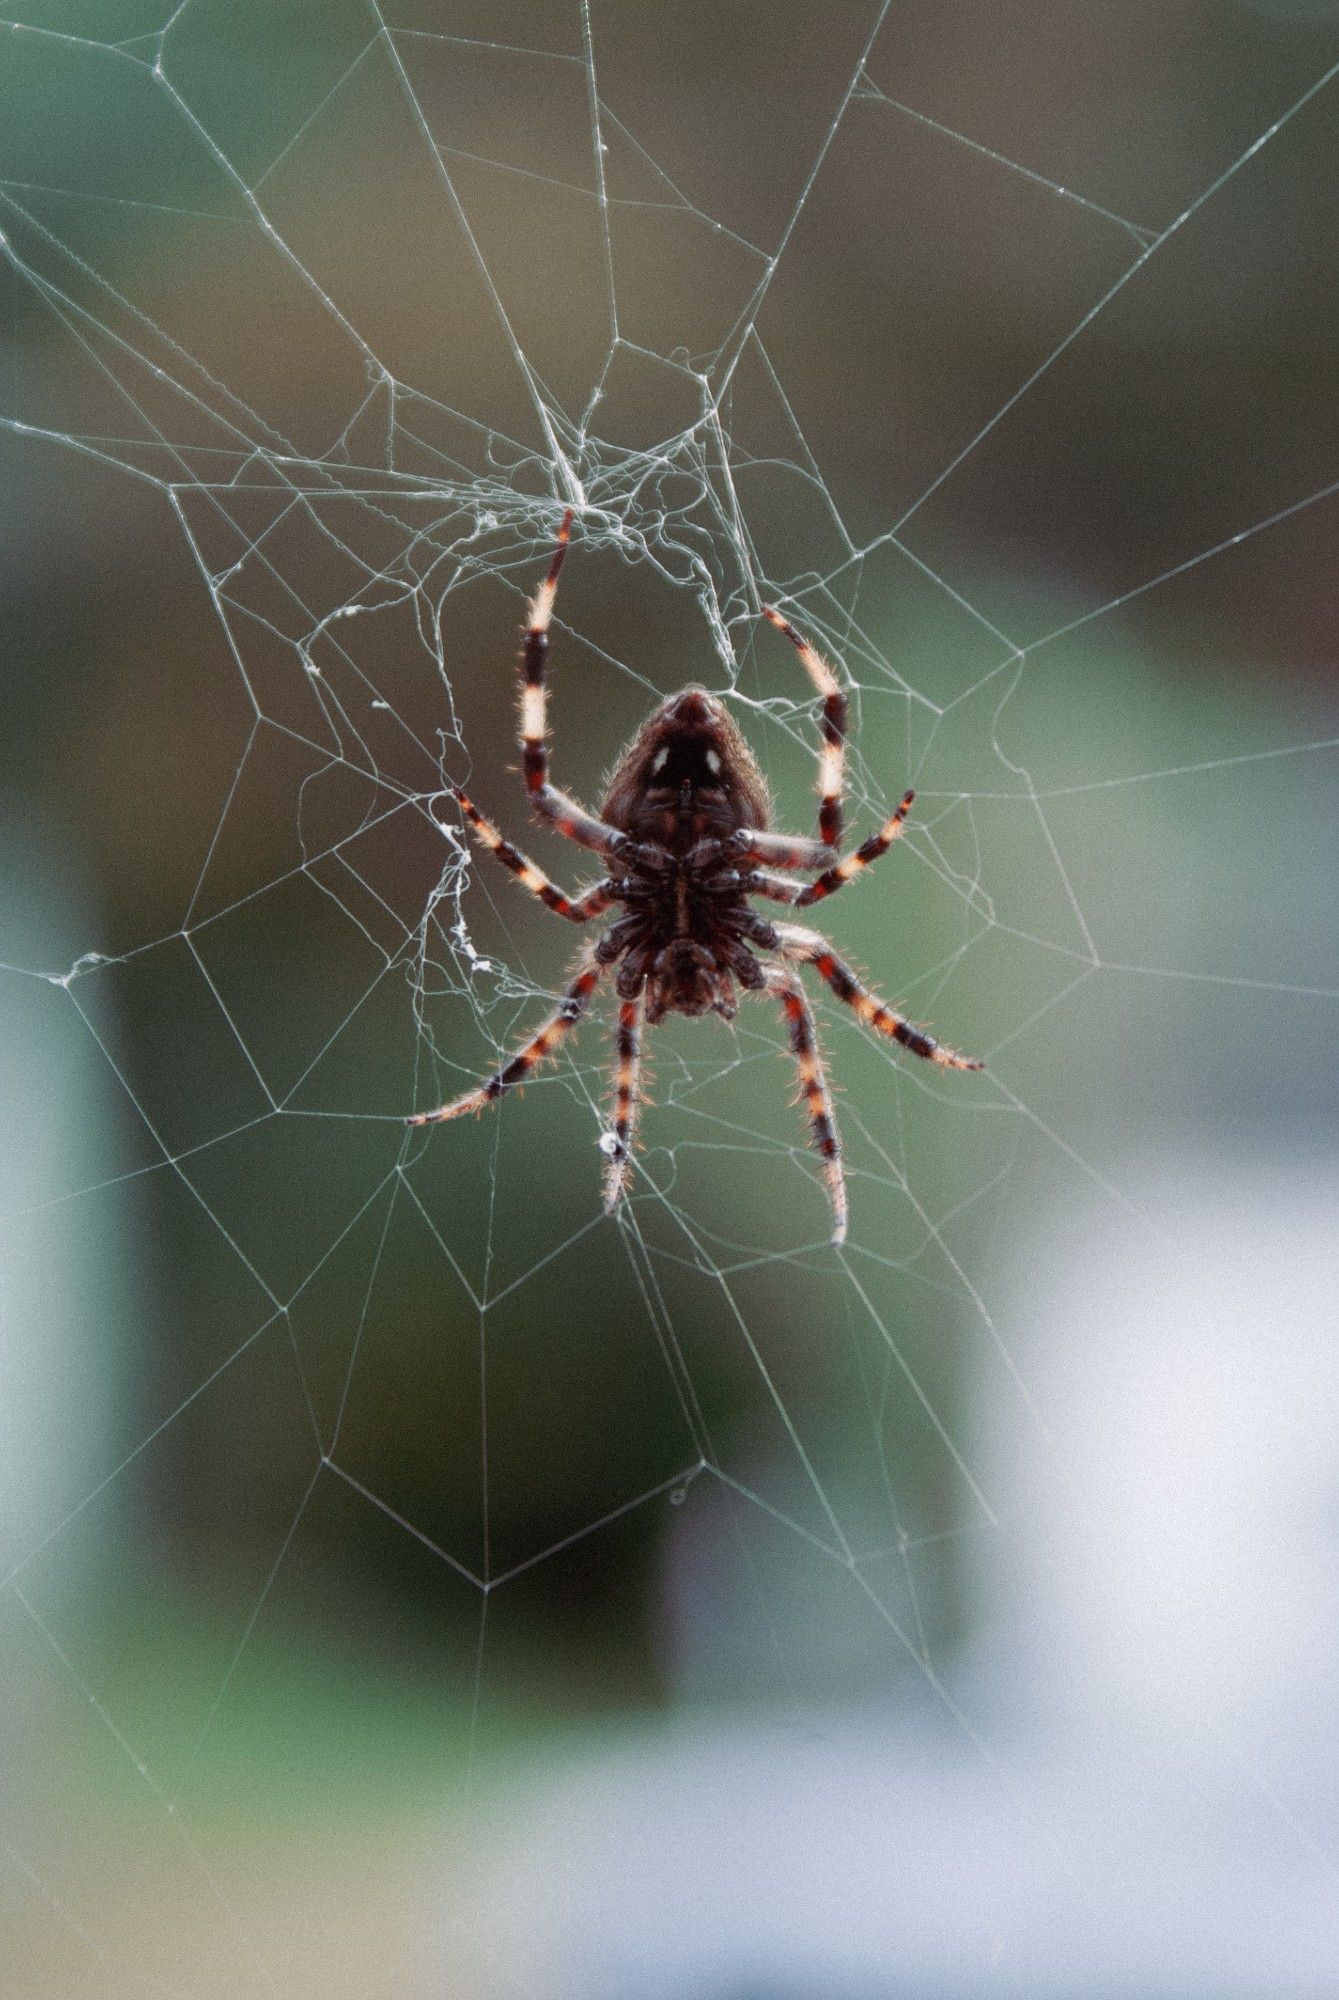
[516,510,624,860]
[602,992,645,1215]
[407,946,603,1127]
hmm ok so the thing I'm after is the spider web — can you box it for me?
[2,2,1337,1993]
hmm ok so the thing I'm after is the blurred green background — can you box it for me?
[2,2,1336,1994]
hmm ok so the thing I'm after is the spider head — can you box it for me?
[600,687,771,847]
[647,939,724,1020]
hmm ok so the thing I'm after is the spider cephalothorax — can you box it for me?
[409,511,982,1244]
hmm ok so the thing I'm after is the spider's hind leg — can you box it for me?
[518,508,573,800]
[515,511,625,859]
[762,606,848,849]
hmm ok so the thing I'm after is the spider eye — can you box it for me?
[651,747,670,774]
[705,748,722,776]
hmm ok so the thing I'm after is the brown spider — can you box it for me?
[409,511,982,1244]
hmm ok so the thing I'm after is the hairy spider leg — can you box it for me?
[777,924,984,1070]
[407,949,603,1126]
[518,507,571,797]
[517,509,624,858]
[603,994,644,1213]
[762,606,848,848]
[741,793,918,925]
[742,794,916,909]
[742,867,811,904]
[738,827,831,870]
[794,789,916,906]
[764,963,848,1245]
[451,788,617,922]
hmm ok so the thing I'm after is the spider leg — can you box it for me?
[763,962,848,1245]
[776,923,984,1070]
[602,992,645,1214]
[740,866,803,905]
[517,508,625,860]
[724,941,768,989]
[792,790,915,908]
[518,507,572,799]
[407,947,603,1126]
[594,914,645,966]
[533,785,625,859]
[740,910,783,951]
[450,788,617,922]
[737,796,915,906]
[737,828,830,871]
[762,606,848,848]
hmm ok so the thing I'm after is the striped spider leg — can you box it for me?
[603,993,644,1214]
[744,910,980,1243]
[765,961,848,1244]
[446,787,618,923]
[407,945,605,1127]
[517,507,624,859]
[762,605,848,848]
[740,787,917,908]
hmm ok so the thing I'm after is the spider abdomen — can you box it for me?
[600,687,771,851]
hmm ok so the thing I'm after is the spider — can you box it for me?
[408,510,982,1244]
